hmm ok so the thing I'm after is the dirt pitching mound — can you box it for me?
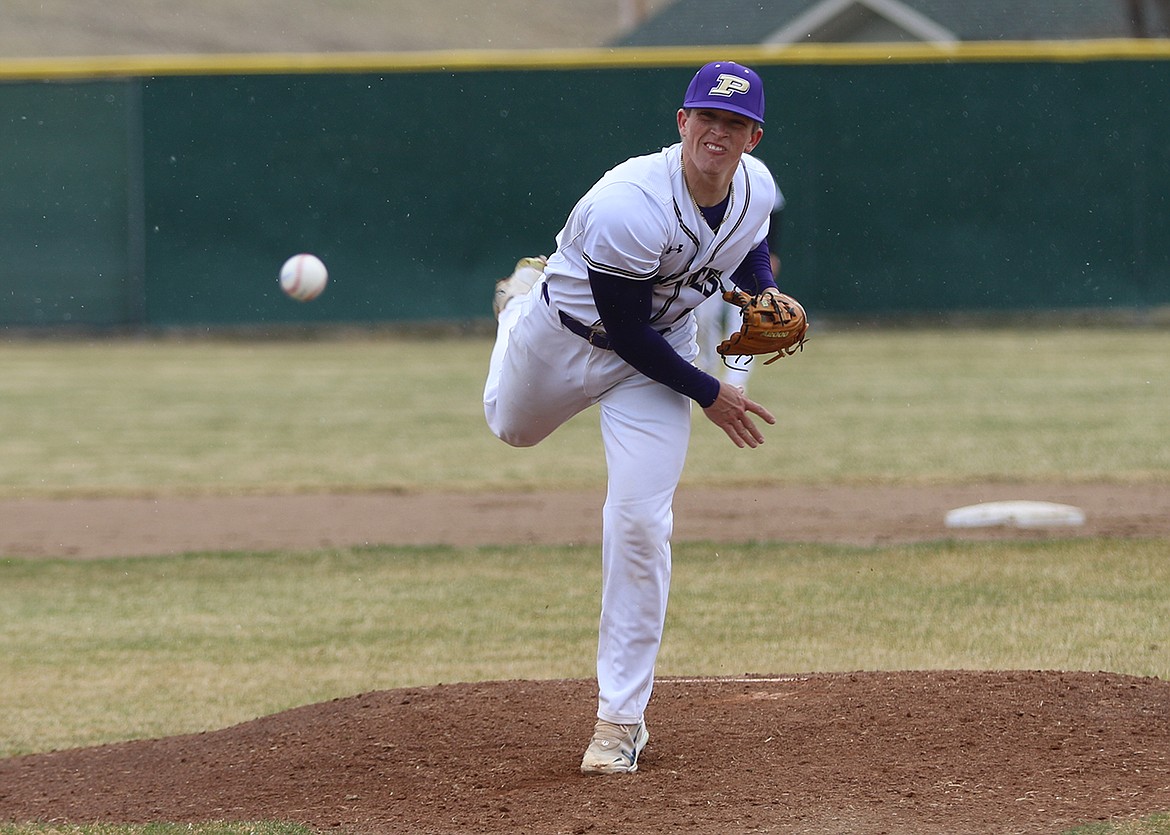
[1,671,1168,834]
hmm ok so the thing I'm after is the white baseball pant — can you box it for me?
[484,280,696,724]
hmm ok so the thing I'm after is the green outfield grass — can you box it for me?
[0,328,1168,497]
[1065,817,1170,835]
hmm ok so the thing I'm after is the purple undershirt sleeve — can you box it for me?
[730,239,777,295]
[588,269,721,408]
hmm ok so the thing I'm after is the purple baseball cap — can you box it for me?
[682,60,765,124]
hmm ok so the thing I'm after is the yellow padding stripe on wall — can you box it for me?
[2,39,1169,81]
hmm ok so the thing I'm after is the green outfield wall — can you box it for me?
[1,43,1167,327]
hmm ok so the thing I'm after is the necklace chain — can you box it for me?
[680,154,733,231]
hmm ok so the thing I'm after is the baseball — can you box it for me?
[279,253,328,301]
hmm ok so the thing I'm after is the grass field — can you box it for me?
[1,329,1168,496]
[2,328,1169,835]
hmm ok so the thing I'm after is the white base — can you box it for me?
[945,500,1086,529]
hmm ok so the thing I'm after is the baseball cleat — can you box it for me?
[579,719,650,775]
[492,256,546,319]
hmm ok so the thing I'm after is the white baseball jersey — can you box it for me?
[485,138,778,729]
[543,142,776,331]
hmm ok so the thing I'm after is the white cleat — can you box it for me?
[579,719,650,775]
[492,256,546,319]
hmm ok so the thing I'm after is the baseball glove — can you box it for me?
[717,290,809,365]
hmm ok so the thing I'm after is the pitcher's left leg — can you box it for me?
[593,374,692,725]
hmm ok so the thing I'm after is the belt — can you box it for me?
[541,281,672,351]
[542,281,614,350]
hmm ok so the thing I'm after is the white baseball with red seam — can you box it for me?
[279,253,328,301]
